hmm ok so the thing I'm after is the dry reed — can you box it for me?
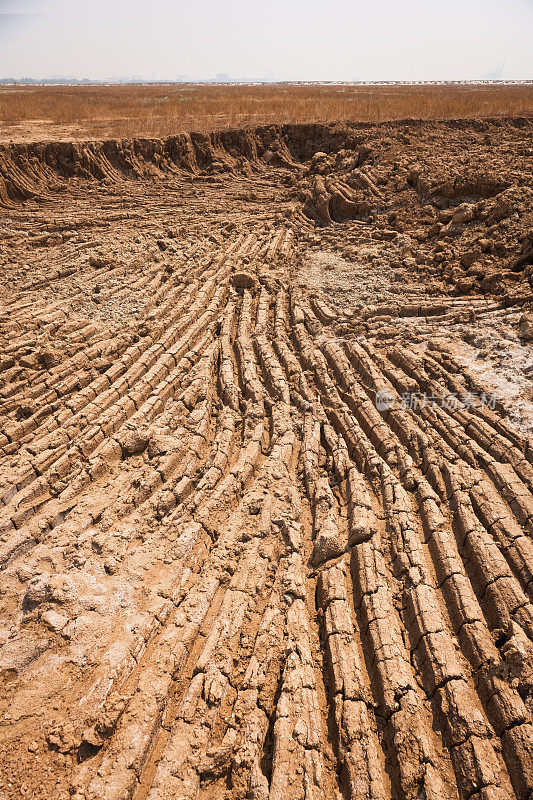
[0,82,531,141]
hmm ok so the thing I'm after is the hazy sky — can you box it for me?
[0,0,532,81]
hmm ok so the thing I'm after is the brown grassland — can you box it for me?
[0,81,532,141]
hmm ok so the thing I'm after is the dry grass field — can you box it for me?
[0,82,532,141]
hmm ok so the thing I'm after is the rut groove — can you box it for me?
[0,117,533,800]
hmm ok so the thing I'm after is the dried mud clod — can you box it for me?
[0,117,533,800]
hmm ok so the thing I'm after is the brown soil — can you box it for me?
[0,117,533,800]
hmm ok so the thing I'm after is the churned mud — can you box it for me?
[0,118,533,800]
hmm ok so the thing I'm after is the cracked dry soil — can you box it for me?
[0,118,533,800]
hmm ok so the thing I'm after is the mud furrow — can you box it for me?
[1,118,533,800]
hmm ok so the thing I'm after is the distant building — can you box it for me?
[482,62,505,81]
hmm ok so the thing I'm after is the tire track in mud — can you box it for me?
[1,119,533,800]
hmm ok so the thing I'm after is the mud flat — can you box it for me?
[0,117,533,800]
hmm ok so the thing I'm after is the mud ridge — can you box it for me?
[0,116,532,800]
